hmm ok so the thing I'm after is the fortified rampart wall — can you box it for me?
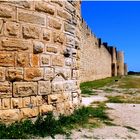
[0,1,81,123]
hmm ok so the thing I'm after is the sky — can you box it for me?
[81,1,140,72]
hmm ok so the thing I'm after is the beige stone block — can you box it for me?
[64,23,75,34]
[43,30,50,41]
[46,46,57,53]
[18,10,46,26]
[56,103,65,115]
[22,25,41,39]
[0,109,20,123]
[0,4,15,19]
[2,98,11,109]
[52,82,64,93]
[0,52,15,67]
[1,38,32,52]
[30,96,43,107]
[11,98,22,109]
[40,54,51,66]
[15,53,30,67]
[24,68,43,81]
[13,82,37,97]
[64,80,77,91]
[20,107,38,119]
[49,18,61,30]
[33,41,44,54]
[6,67,23,81]
[30,54,39,67]
[0,82,12,98]
[65,58,72,66]
[0,20,3,34]
[35,2,55,15]
[0,67,5,81]
[4,22,20,37]
[22,97,30,108]
[39,104,53,114]
[57,10,72,21]
[53,32,65,45]
[38,81,51,95]
[44,67,54,80]
[48,94,63,104]
[52,55,64,66]
[72,70,79,79]
[50,1,63,7]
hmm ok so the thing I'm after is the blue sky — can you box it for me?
[81,1,140,72]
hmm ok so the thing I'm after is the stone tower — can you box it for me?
[124,63,128,75]
[117,51,124,76]
[0,1,81,123]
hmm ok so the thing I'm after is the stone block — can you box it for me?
[49,18,61,30]
[50,1,63,7]
[72,70,79,79]
[20,107,38,119]
[1,38,32,52]
[0,109,20,123]
[40,54,51,66]
[44,67,54,80]
[2,98,11,109]
[30,54,39,67]
[52,55,64,66]
[18,10,46,26]
[57,10,72,21]
[35,2,55,15]
[22,97,30,108]
[0,4,15,19]
[0,20,3,34]
[13,82,37,97]
[15,53,30,67]
[48,94,63,104]
[72,92,79,104]
[46,46,57,53]
[64,23,75,34]
[65,58,73,66]
[0,52,14,67]
[52,82,64,93]
[38,81,51,95]
[24,68,44,81]
[4,22,20,37]
[33,41,44,54]
[22,25,41,39]
[0,67,5,81]
[6,67,23,81]
[39,104,53,114]
[64,80,77,91]
[43,30,50,41]
[11,98,22,109]
[31,96,43,107]
[53,32,65,45]
[0,82,12,98]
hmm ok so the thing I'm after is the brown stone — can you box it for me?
[20,107,38,119]
[52,55,64,66]
[16,53,30,67]
[0,52,14,67]
[52,82,64,93]
[49,18,61,30]
[39,104,53,114]
[38,81,51,95]
[1,38,32,52]
[53,32,65,45]
[0,82,12,98]
[48,94,63,104]
[6,67,23,81]
[44,68,54,80]
[40,54,51,66]
[13,82,37,97]
[0,20,3,34]
[0,109,20,123]
[2,98,11,109]
[30,96,43,107]
[64,23,75,34]
[11,98,22,109]
[50,1,63,7]
[22,25,40,39]
[18,10,46,26]
[43,30,50,41]
[57,10,72,21]
[30,54,39,67]
[46,46,57,53]
[72,70,79,79]
[24,68,44,81]
[4,22,20,37]
[33,41,44,54]
[22,97,30,108]
[35,2,55,15]
[0,67,5,81]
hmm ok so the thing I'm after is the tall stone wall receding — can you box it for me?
[80,20,112,82]
[0,1,82,123]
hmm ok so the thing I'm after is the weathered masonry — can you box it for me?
[0,1,127,123]
[0,1,81,123]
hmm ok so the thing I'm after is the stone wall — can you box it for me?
[0,1,82,123]
[80,20,112,82]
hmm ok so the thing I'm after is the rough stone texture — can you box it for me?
[117,51,124,76]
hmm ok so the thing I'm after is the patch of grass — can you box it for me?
[81,89,94,95]
[0,104,111,139]
[106,96,124,103]
[80,77,119,95]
